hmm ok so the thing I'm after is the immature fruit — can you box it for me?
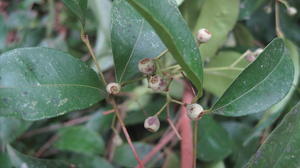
[196,28,212,43]
[287,7,297,16]
[144,116,160,132]
[138,58,156,75]
[149,75,168,91]
[253,48,264,57]
[245,48,263,63]
[106,82,121,95]
[246,54,256,63]
[112,134,123,146]
[186,103,204,120]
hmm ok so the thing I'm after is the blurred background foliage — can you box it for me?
[0,0,300,167]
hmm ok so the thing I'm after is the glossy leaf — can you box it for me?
[0,47,105,120]
[55,126,104,155]
[62,0,87,26]
[111,0,166,82]
[126,0,203,92]
[197,115,232,161]
[245,102,300,167]
[212,38,294,116]
[244,39,300,144]
[195,0,239,59]
[113,143,162,168]
[6,145,69,168]
[0,117,31,145]
[204,51,249,97]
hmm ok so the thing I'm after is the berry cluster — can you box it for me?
[106,28,212,133]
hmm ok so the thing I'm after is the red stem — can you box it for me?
[110,98,144,168]
[180,85,194,168]
[135,120,181,168]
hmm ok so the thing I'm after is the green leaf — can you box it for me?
[113,143,162,168]
[245,102,300,167]
[6,145,69,168]
[204,51,249,97]
[163,150,180,168]
[85,110,114,134]
[180,0,205,29]
[212,38,294,116]
[55,126,104,155]
[244,39,300,144]
[111,0,166,82]
[62,0,88,27]
[195,0,239,59]
[0,152,12,168]
[204,161,226,168]
[197,115,232,161]
[125,0,203,92]
[69,154,114,168]
[233,23,255,47]
[0,117,31,145]
[239,0,269,20]
[222,122,260,168]
[0,47,105,120]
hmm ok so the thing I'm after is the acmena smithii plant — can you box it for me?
[0,0,299,168]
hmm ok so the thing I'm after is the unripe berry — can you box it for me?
[144,116,160,132]
[253,48,264,57]
[186,103,204,120]
[106,82,121,95]
[246,54,256,63]
[196,28,212,43]
[287,7,297,16]
[138,58,156,75]
[148,75,168,91]
[112,134,123,146]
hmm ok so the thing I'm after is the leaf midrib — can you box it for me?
[118,19,145,82]
[213,50,286,112]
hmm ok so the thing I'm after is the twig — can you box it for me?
[155,49,168,59]
[107,114,122,161]
[121,76,147,86]
[35,135,59,157]
[110,97,144,168]
[166,104,182,140]
[167,118,182,140]
[135,120,181,168]
[275,0,284,38]
[81,32,107,85]
[22,115,92,138]
[230,50,252,68]
[102,109,115,115]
